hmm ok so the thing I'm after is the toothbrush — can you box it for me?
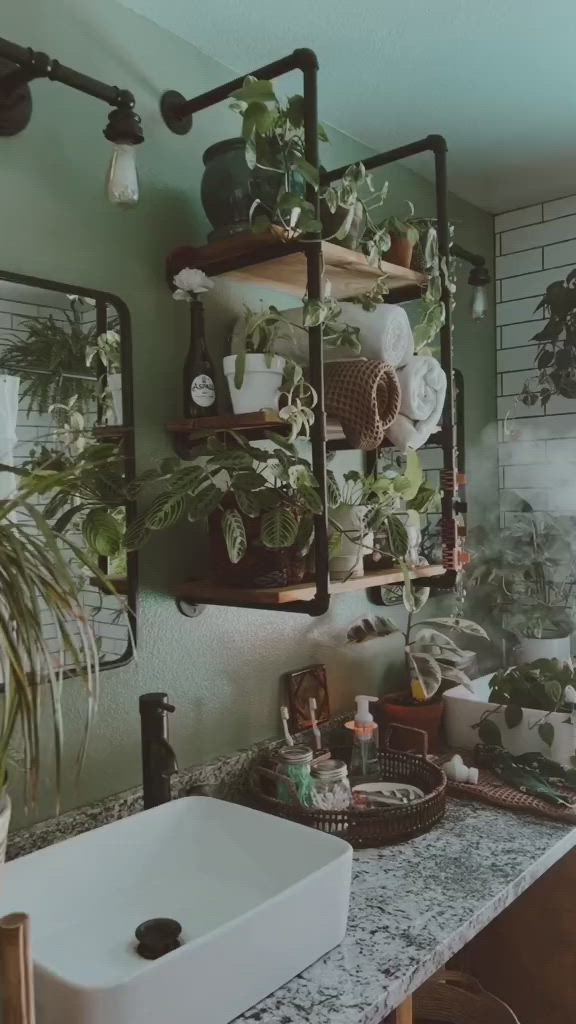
[280,706,294,747]
[309,697,322,752]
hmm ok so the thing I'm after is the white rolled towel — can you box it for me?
[386,356,446,452]
[385,414,435,452]
[398,356,446,421]
[230,301,414,368]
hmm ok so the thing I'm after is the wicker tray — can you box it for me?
[439,760,576,825]
[250,725,446,849]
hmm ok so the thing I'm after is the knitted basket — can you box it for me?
[414,970,522,1023]
[324,360,401,450]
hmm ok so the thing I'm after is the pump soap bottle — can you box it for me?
[347,695,379,783]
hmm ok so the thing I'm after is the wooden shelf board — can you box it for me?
[166,413,446,453]
[174,565,446,607]
[168,235,428,301]
[166,410,286,437]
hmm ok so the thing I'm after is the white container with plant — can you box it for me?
[443,660,576,766]
[326,451,440,581]
[225,300,360,434]
[465,501,575,664]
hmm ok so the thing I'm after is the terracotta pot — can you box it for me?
[386,234,414,269]
[375,692,445,753]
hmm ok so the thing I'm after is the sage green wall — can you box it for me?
[1,0,495,828]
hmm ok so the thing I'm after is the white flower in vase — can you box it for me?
[172,268,214,300]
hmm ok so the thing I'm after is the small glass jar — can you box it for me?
[310,759,352,811]
[276,745,314,806]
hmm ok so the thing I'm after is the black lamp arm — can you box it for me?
[0,36,135,109]
[451,242,486,269]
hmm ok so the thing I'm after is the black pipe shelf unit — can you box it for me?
[164,48,461,617]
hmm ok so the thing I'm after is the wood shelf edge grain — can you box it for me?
[167,235,428,302]
[174,565,446,607]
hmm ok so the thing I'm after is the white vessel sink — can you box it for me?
[0,797,352,1024]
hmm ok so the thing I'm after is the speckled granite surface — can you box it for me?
[234,802,576,1024]
[7,733,576,1024]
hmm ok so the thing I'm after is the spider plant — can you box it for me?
[0,492,101,807]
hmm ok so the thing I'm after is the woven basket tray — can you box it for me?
[251,725,446,849]
[442,761,576,824]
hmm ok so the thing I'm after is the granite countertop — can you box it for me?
[234,801,576,1024]
[8,735,576,1024]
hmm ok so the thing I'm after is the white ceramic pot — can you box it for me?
[0,792,12,865]
[443,674,576,766]
[223,353,286,415]
[516,635,572,665]
[329,505,372,581]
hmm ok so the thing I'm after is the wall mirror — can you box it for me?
[0,270,136,670]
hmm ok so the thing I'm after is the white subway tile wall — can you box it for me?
[495,196,576,514]
[0,294,127,662]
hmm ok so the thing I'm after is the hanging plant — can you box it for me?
[519,269,576,408]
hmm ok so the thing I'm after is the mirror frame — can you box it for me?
[0,268,138,670]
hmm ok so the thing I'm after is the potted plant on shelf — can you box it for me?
[465,500,576,663]
[0,466,102,858]
[224,300,360,434]
[326,450,440,580]
[517,268,576,409]
[127,433,322,588]
[199,77,326,242]
[347,611,488,751]
[380,205,420,269]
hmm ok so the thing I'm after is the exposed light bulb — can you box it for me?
[106,144,139,207]
[471,284,488,320]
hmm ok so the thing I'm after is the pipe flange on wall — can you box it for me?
[0,58,32,136]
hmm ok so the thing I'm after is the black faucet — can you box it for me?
[139,692,178,809]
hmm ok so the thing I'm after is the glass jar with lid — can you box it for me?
[276,745,314,806]
[310,759,352,811]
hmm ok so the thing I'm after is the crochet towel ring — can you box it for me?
[324,359,401,451]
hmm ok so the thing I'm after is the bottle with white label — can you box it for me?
[183,297,216,418]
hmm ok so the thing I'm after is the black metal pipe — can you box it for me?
[0,37,134,108]
[451,242,485,268]
[433,140,459,579]
[302,57,330,616]
[174,48,318,118]
[321,134,445,185]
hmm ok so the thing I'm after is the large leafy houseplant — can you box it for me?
[326,450,441,575]
[465,501,576,643]
[126,433,322,584]
[519,268,576,408]
[346,612,488,750]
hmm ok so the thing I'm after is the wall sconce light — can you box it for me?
[0,36,144,207]
[452,243,492,321]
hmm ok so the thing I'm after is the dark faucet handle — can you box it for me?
[139,692,175,715]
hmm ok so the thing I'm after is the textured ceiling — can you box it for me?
[119,0,576,213]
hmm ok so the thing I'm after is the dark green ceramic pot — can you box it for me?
[201,137,281,242]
